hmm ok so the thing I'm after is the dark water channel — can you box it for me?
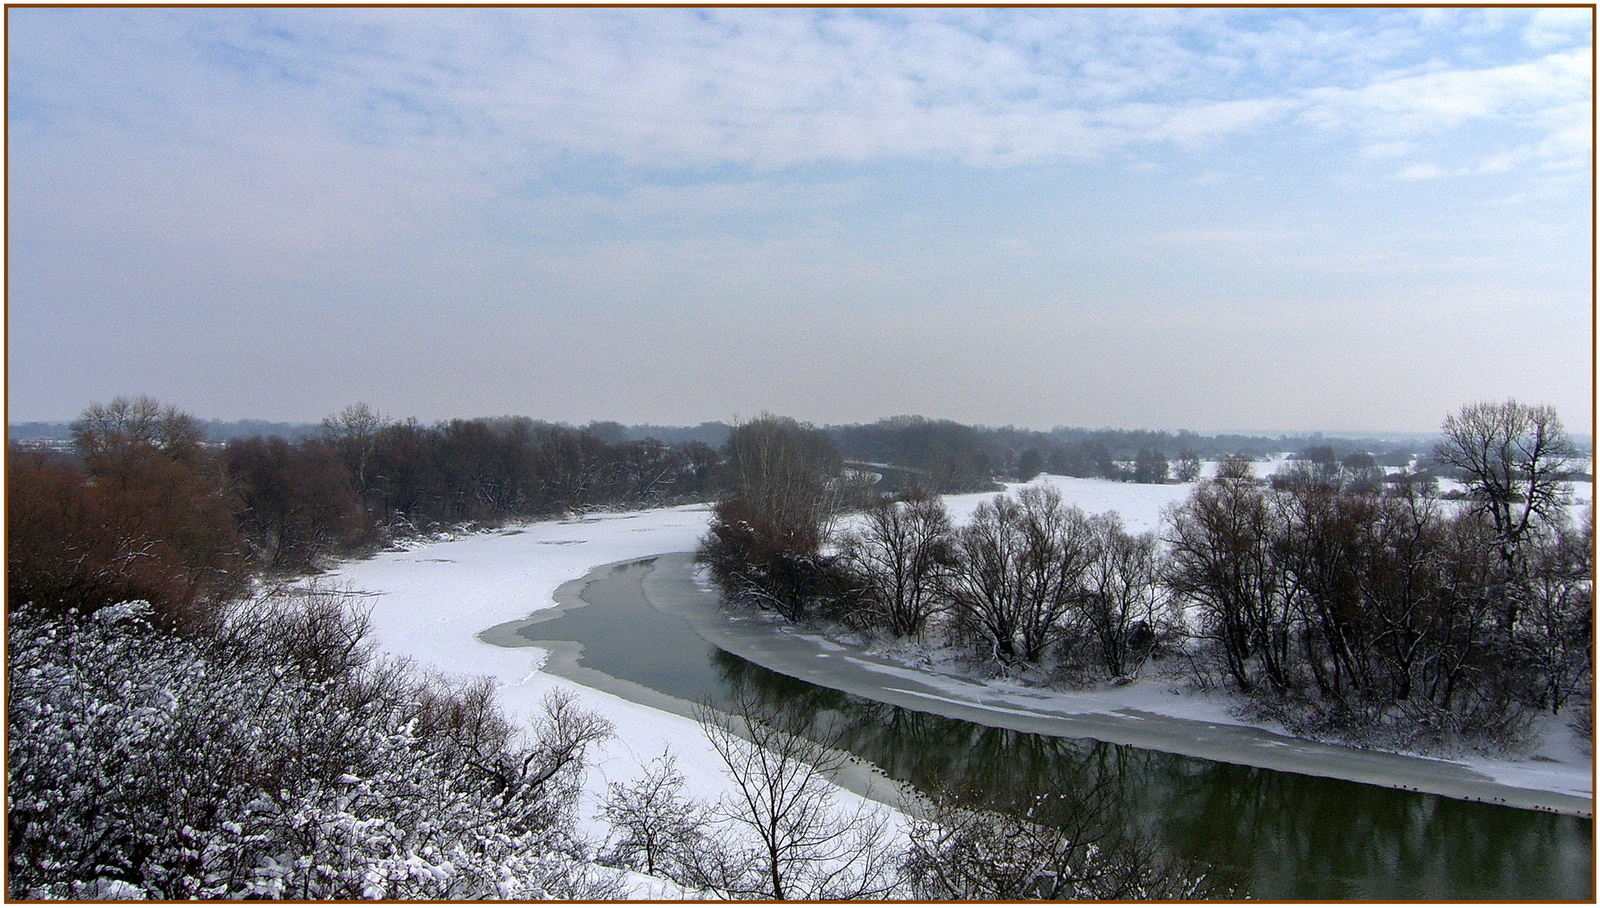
[515,560,1594,900]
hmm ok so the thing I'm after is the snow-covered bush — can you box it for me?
[7,591,617,900]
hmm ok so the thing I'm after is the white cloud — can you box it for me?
[13,8,1588,177]
[1306,48,1590,130]
[8,7,1590,432]
[1523,7,1592,50]
[1299,47,1591,175]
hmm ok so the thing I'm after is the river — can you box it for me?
[481,554,1594,900]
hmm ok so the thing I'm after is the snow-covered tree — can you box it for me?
[597,751,709,881]
[7,590,617,900]
[837,492,953,638]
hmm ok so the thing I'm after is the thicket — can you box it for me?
[7,593,616,899]
[697,415,859,622]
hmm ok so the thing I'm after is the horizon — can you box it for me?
[11,408,1592,448]
[8,8,1593,434]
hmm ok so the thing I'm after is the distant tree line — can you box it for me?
[7,397,726,631]
[700,403,1593,752]
[817,414,1507,488]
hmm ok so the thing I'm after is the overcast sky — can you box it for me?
[7,7,1593,433]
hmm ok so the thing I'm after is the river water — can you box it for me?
[503,557,1593,900]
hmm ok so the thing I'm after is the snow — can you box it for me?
[321,464,1594,884]
[321,503,905,893]
[938,455,1295,534]
[324,507,732,825]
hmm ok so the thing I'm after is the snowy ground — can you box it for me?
[322,462,1595,880]
[318,505,894,855]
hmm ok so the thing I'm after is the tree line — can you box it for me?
[8,397,724,632]
[699,402,1592,751]
[825,415,1457,487]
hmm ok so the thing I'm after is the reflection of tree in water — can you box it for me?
[708,650,1591,900]
[712,651,1105,805]
[1161,758,1594,900]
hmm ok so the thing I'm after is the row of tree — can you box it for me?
[699,402,1592,748]
[315,405,722,530]
[1168,463,1589,743]
[836,487,1178,678]
[825,415,1445,486]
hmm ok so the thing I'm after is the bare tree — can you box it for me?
[1435,400,1578,628]
[721,413,843,541]
[699,415,846,621]
[1133,447,1169,484]
[225,437,367,572]
[1083,513,1172,679]
[945,486,1095,666]
[1174,449,1203,483]
[71,394,205,474]
[837,491,953,638]
[691,692,901,899]
[321,402,390,498]
[1214,453,1256,483]
[1164,478,1294,694]
[598,751,709,881]
[1515,509,1593,714]
[15,398,248,632]
[1011,486,1097,663]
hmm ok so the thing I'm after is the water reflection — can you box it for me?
[709,650,1593,900]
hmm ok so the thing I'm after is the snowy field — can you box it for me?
[322,462,1595,877]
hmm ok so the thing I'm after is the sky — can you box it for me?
[6,7,1593,434]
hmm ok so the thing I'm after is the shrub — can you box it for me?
[7,591,616,899]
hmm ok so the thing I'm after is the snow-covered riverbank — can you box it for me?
[321,503,909,886]
[319,471,1230,844]
[323,467,1594,868]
